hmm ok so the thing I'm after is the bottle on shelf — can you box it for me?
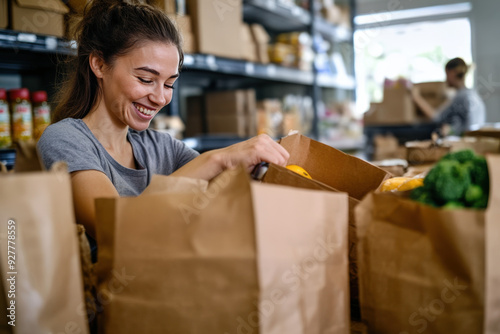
[32,90,51,141]
[0,89,12,149]
[8,88,33,143]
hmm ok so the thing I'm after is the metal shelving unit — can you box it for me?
[0,29,76,55]
[0,0,357,151]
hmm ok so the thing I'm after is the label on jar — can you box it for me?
[33,105,51,140]
[12,101,33,142]
[0,101,11,148]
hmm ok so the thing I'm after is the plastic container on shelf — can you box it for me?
[31,90,51,141]
[8,88,33,143]
[0,89,12,149]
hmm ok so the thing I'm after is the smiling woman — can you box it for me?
[37,0,289,260]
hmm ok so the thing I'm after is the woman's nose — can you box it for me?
[150,85,169,106]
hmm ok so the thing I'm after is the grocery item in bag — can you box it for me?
[355,154,500,333]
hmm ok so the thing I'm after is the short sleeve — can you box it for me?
[37,122,105,174]
[173,138,199,170]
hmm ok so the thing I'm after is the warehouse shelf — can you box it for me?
[0,29,76,55]
[182,53,315,85]
[243,0,310,33]
[315,17,352,43]
[317,72,355,89]
[183,135,249,153]
[182,54,356,89]
[243,0,351,43]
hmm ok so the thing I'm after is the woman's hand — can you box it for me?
[172,134,290,181]
[215,134,290,172]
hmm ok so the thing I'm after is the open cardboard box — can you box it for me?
[260,133,392,320]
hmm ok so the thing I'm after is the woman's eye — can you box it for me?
[138,77,153,84]
[164,84,175,89]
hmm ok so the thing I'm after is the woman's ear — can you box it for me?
[89,53,105,79]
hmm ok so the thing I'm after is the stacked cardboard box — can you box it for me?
[0,0,8,28]
[10,0,69,37]
[187,0,242,59]
[185,90,257,138]
[241,24,258,62]
[205,90,256,137]
[250,24,270,64]
[184,96,205,138]
[174,15,195,54]
[364,81,450,126]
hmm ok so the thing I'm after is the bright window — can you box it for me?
[354,17,473,117]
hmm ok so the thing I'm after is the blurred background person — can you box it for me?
[412,57,485,135]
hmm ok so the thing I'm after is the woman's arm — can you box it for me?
[171,134,290,180]
[71,170,119,238]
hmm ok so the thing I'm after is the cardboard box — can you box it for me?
[150,0,176,14]
[380,86,416,124]
[185,95,204,137]
[11,0,69,37]
[245,89,257,137]
[0,0,8,28]
[205,90,246,117]
[206,115,246,137]
[173,15,195,53]
[65,0,87,13]
[187,0,242,59]
[415,81,449,108]
[241,23,257,62]
[405,140,451,165]
[250,24,270,64]
[465,128,500,139]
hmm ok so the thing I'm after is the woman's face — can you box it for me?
[96,41,180,131]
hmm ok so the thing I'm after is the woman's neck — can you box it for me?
[83,104,129,152]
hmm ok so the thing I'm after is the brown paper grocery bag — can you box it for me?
[0,166,90,334]
[95,167,350,334]
[485,155,500,334]
[355,189,488,333]
[262,134,391,320]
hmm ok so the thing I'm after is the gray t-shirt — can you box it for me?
[38,118,199,196]
[436,88,486,135]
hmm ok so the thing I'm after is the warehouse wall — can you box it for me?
[470,0,500,122]
[356,0,500,123]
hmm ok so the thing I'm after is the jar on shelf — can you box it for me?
[8,88,33,143]
[0,89,12,149]
[32,90,51,141]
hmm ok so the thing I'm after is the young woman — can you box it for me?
[38,0,289,241]
[412,57,486,135]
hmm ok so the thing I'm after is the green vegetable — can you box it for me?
[411,149,489,209]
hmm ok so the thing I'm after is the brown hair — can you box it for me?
[445,57,468,79]
[52,0,184,123]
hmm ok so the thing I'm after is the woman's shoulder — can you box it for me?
[42,118,88,138]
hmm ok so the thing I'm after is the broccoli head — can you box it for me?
[424,160,471,204]
[410,186,437,207]
[441,149,476,164]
